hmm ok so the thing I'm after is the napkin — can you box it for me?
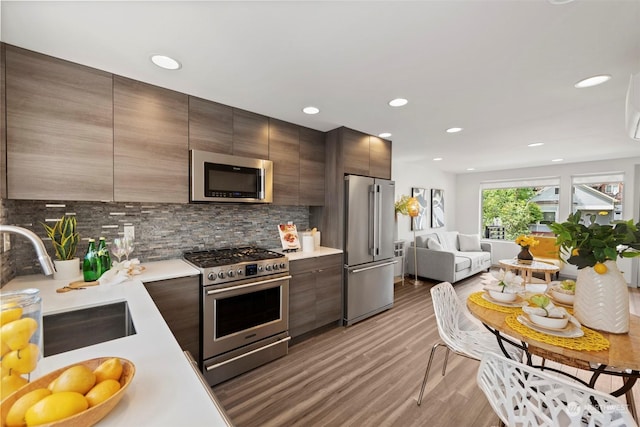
[522,302,567,319]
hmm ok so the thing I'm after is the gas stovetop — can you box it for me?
[183,247,288,286]
[183,247,284,268]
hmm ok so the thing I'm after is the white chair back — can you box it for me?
[477,351,637,427]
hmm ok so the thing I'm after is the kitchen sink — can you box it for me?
[43,301,136,357]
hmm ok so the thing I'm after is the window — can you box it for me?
[481,178,560,240]
[571,174,624,225]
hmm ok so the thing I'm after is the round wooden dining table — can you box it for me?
[467,295,640,420]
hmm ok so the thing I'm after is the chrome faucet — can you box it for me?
[0,225,55,275]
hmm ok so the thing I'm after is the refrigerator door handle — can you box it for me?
[371,184,380,256]
[349,260,398,274]
[369,184,376,256]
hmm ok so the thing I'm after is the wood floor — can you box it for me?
[212,274,640,427]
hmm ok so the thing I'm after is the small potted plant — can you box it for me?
[549,211,640,333]
[42,216,80,280]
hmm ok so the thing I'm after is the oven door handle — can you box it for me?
[206,275,292,295]
[205,336,292,371]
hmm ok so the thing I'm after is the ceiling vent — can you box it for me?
[626,72,640,140]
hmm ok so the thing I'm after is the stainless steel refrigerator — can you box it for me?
[343,175,396,326]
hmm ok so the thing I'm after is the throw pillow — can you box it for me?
[427,238,443,251]
[459,234,482,252]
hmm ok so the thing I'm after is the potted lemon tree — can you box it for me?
[42,216,80,280]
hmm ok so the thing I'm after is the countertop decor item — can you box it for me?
[42,216,80,280]
[550,211,640,333]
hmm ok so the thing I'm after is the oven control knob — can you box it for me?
[273,264,279,271]
[279,263,286,269]
[218,272,225,279]
[227,270,235,277]
[237,269,243,276]
[265,265,272,271]
[207,272,216,281]
[257,265,264,272]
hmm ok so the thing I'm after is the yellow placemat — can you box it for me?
[468,291,523,314]
[505,314,610,351]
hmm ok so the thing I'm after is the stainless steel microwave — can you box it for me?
[190,150,273,203]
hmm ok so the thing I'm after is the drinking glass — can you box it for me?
[123,237,134,260]
[111,238,127,263]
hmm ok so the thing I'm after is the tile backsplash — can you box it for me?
[3,200,310,280]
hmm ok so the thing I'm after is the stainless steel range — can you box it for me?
[183,247,290,386]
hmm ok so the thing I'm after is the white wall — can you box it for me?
[455,156,640,285]
[391,158,457,244]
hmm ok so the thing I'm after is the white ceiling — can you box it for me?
[2,0,640,173]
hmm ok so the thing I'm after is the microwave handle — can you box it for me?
[258,168,265,199]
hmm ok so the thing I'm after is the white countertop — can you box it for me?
[2,259,231,426]
[271,246,343,261]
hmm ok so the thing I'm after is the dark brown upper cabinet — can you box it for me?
[232,109,269,159]
[5,45,114,201]
[369,136,392,180]
[299,127,325,206]
[269,119,300,205]
[113,76,189,203]
[342,128,370,176]
[188,96,233,154]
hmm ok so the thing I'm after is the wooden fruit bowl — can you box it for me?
[1,357,135,427]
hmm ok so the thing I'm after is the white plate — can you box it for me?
[517,314,584,338]
[545,291,574,307]
[482,292,527,307]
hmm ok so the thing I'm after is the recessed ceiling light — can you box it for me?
[528,142,545,147]
[302,106,320,115]
[551,158,564,162]
[466,167,475,171]
[378,132,392,138]
[388,98,408,107]
[548,0,576,4]
[433,157,443,161]
[446,127,463,133]
[150,54,181,70]
[574,75,611,88]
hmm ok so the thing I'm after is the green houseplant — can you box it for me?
[549,211,640,333]
[549,211,640,270]
[42,216,80,280]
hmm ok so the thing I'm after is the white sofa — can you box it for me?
[406,231,492,283]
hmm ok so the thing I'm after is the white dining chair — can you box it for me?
[477,351,638,427]
[417,281,523,405]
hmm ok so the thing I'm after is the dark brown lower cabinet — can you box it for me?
[144,275,201,362]
[289,254,342,338]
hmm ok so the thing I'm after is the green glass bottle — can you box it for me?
[97,237,111,276]
[83,239,100,282]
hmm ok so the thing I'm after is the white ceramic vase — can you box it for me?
[574,260,629,334]
[53,258,80,281]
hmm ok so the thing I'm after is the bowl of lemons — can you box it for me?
[0,357,134,427]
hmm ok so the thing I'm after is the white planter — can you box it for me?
[574,260,629,334]
[53,258,80,281]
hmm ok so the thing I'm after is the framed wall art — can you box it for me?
[411,187,428,231]
[431,188,445,228]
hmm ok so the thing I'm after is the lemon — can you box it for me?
[93,358,123,383]
[51,365,96,394]
[594,262,608,274]
[0,373,28,400]
[0,317,38,351]
[1,340,10,358]
[5,388,51,427]
[0,307,23,327]
[571,248,580,256]
[24,391,88,426]
[2,343,40,374]
[85,379,121,407]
